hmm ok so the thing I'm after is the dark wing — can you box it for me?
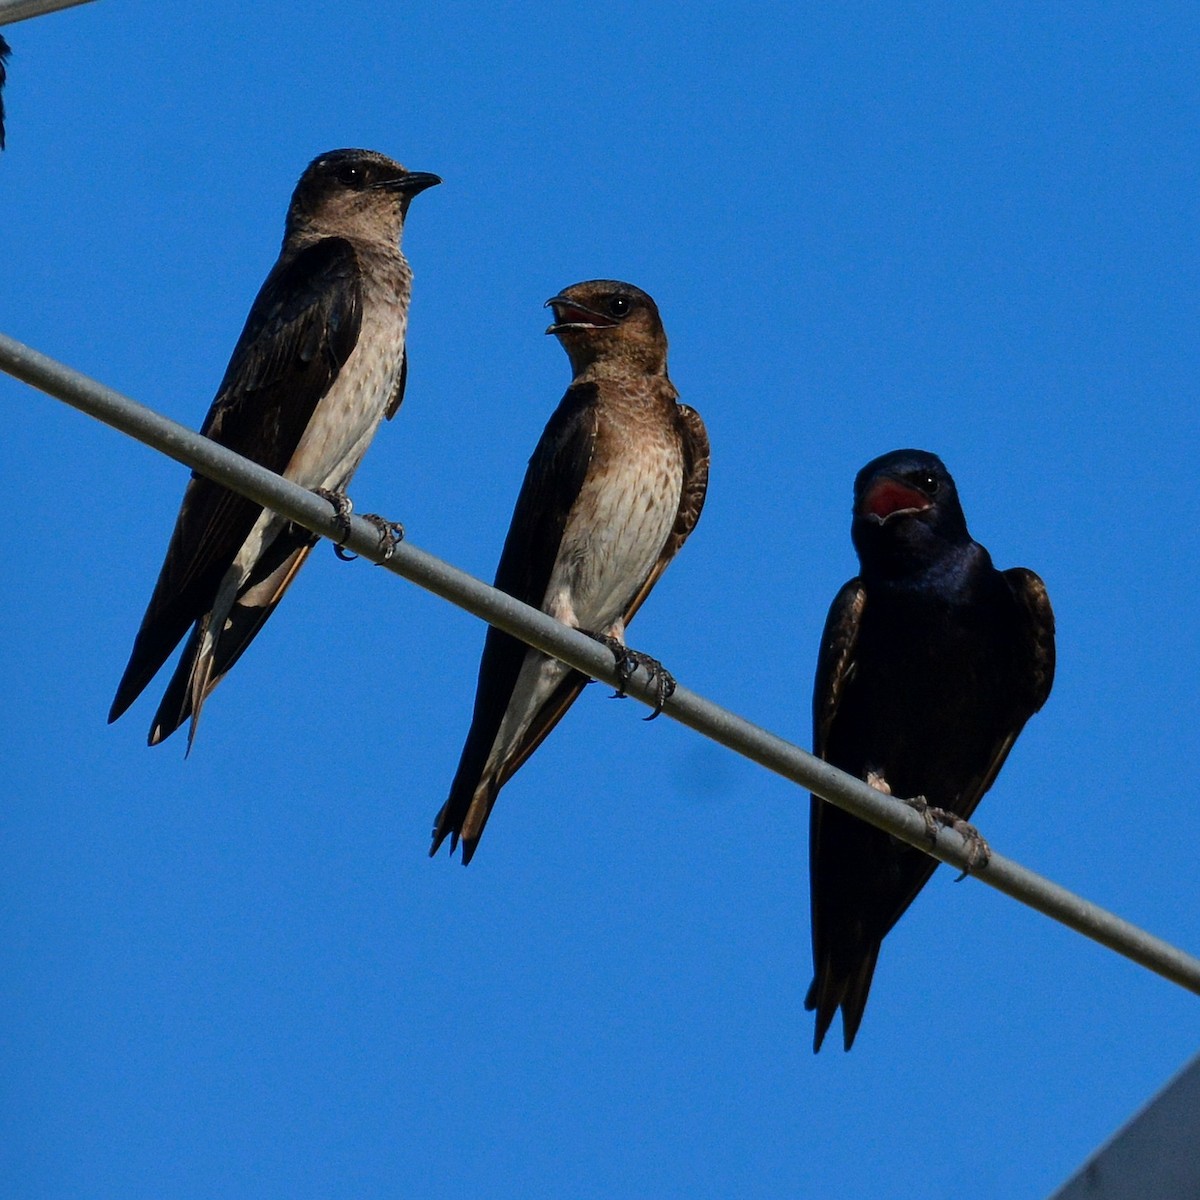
[146,532,317,746]
[489,385,601,609]
[811,579,866,757]
[1005,567,1056,713]
[449,397,710,861]
[623,400,710,626]
[917,567,1055,825]
[0,35,9,151]
[806,579,869,1051]
[109,238,363,722]
[430,384,600,860]
[459,399,712,858]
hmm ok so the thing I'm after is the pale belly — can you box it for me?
[285,325,407,493]
[481,439,683,781]
[543,442,683,631]
[233,309,407,586]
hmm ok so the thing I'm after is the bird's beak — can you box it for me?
[543,295,617,335]
[376,170,443,196]
[858,478,933,522]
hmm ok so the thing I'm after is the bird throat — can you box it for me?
[860,478,932,521]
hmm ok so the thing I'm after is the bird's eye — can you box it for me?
[913,471,939,494]
[606,295,632,318]
[336,164,365,187]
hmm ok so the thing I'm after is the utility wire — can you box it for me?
[0,0,95,26]
[3,327,1199,997]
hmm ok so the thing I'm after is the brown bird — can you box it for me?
[807,449,1055,1051]
[431,280,709,864]
[108,149,439,749]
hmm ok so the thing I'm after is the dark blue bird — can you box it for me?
[0,35,10,151]
[807,449,1055,1051]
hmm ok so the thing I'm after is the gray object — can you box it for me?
[0,1,96,27]
[1050,1054,1200,1199]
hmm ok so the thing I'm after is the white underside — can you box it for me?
[481,439,683,785]
[188,316,408,717]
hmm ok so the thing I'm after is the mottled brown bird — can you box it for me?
[431,280,709,864]
[807,449,1055,1051]
[108,149,439,749]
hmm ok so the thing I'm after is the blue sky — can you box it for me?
[3,2,1199,1196]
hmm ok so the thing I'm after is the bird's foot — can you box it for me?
[916,801,992,879]
[313,488,355,557]
[903,794,941,845]
[360,513,405,562]
[582,631,676,719]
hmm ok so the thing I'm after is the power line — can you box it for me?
[0,0,96,26]
[3,327,1199,997]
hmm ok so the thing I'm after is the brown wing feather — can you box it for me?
[147,537,317,745]
[806,578,868,1049]
[497,399,710,791]
[936,569,1055,820]
[110,238,363,722]
[490,671,589,792]
[812,579,866,758]
[431,388,600,860]
[1005,567,1056,712]
[438,397,709,864]
[808,583,867,911]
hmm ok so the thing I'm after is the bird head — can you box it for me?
[286,148,441,245]
[850,449,972,578]
[544,280,668,376]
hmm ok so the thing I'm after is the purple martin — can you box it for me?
[431,280,709,864]
[108,148,439,749]
[807,449,1055,1051]
[0,35,10,150]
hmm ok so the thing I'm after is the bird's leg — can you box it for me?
[582,630,676,719]
[313,487,355,558]
[360,513,405,562]
[867,768,935,843]
[901,792,942,845]
[583,632,638,696]
[927,807,991,878]
[907,798,992,878]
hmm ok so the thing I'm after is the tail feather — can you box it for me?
[431,665,588,864]
[148,613,215,750]
[109,602,200,726]
[430,768,498,865]
[147,623,201,747]
[805,939,882,1053]
[144,536,313,748]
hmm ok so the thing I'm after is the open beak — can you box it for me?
[858,477,934,523]
[544,295,617,335]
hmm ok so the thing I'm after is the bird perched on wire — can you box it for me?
[108,148,440,749]
[0,35,11,151]
[807,449,1055,1051]
[431,280,709,865]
